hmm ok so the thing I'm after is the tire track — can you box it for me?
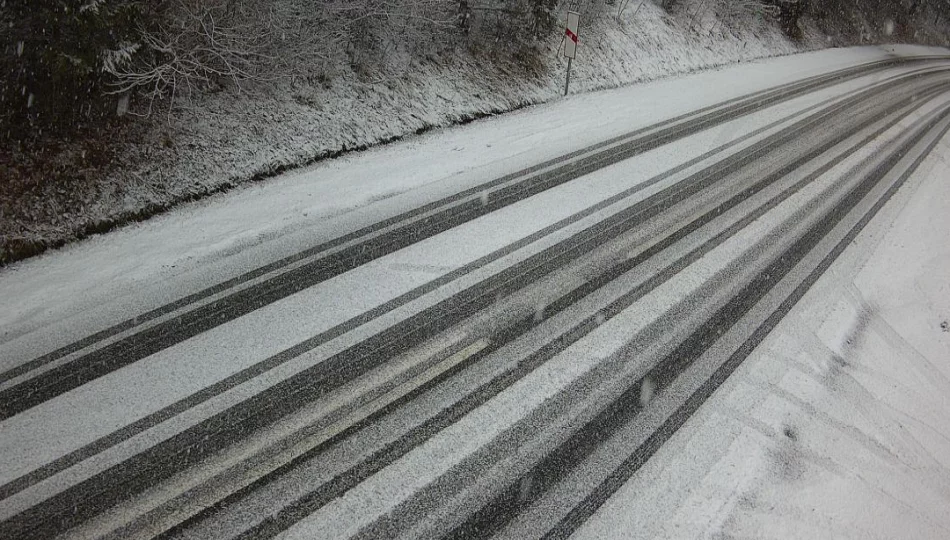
[2,57,944,420]
[154,78,949,540]
[2,63,948,540]
[445,102,950,540]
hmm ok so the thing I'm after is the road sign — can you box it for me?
[564,11,580,59]
[563,11,580,96]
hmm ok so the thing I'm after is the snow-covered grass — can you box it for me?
[0,1,823,265]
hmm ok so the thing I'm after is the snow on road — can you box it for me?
[574,133,950,539]
[7,47,915,506]
[1,44,949,539]
[1,46,947,355]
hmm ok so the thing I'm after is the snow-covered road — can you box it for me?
[1,46,949,540]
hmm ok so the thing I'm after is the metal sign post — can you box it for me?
[564,11,580,96]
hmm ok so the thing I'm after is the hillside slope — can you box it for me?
[2,0,940,265]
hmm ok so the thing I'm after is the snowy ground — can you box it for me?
[1,44,945,355]
[574,131,950,539]
[1,44,949,540]
[2,0,823,264]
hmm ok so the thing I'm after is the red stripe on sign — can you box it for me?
[566,28,578,43]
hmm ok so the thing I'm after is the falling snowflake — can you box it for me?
[116,94,130,116]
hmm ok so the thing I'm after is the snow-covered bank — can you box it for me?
[2,35,949,538]
[1,1,822,265]
[575,128,950,539]
[2,44,947,356]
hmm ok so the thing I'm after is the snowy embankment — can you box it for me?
[2,44,947,348]
[1,2,821,265]
[2,42,949,538]
[575,134,950,539]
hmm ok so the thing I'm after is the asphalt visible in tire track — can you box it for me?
[0,66,887,506]
[2,57,943,420]
[447,101,950,540]
[2,67,938,522]
[168,78,948,540]
[1,67,947,540]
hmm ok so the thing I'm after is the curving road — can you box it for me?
[2,53,950,540]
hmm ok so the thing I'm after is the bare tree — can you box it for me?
[103,0,459,112]
[712,0,780,25]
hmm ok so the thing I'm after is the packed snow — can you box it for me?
[574,131,950,539]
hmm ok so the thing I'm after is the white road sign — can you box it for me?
[564,11,580,59]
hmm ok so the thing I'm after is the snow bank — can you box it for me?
[0,1,823,265]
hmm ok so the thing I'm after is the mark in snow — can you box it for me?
[940,320,948,332]
[772,428,806,481]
